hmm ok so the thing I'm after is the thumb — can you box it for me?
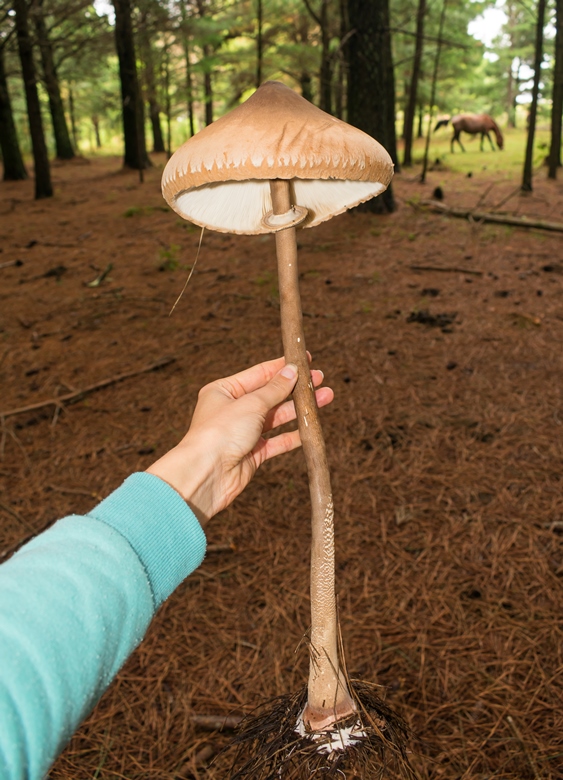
[251,362,298,413]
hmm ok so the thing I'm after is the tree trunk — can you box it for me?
[522,0,547,191]
[417,101,424,137]
[179,0,195,137]
[203,50,213,125]
[13,0,52,198]
[319,0,332,113]
[420,0,447,184]
[163,43,172,156]
[300,72,313,102]
[138,11,165,153]
[0,44,28,181]
[256,0,263,88]
[506,63,516,128]
[68,82,79,148]
[112,0,150,170]
[32,0,75,160]
[548,0,563,178]
[334,0,347,118]
[92,115,102,148]
[403,0,426,166]
[346,0,398,212]
[506,2,518,128]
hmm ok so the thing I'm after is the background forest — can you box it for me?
[1,0,562,202]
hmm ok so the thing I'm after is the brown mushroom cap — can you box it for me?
[162,81,394,235]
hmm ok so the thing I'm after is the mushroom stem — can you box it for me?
[270,179,356,731]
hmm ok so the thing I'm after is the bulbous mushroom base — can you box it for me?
[300,693,357,732]
[227,680,413,780]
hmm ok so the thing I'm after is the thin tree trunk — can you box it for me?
[303,0,333,113]
[203,50,213,125]
[92,115,102,148]
[417,101,424,137]
[319,0,332,113]
[256,0,263,88]
[112,0,150,170]
[420,0,447,184]
[32,0,74,160]
[346,0,398,212]
[68,82,78,149]
[163,43,172,156]
[138,11,165,153]
[522,0,547,191]
[403,0,426,166]
[548,0,563,178]
[334,0,347,119]
[0,44,28,180]
[300,72,313,101]
[506,63,516,128]
[179,0,195,137]
[13,0,52,198]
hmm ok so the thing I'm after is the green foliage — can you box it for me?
[158,243,182,271]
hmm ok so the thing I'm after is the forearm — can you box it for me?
[0,473,206,780]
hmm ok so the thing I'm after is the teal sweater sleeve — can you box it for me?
[0,472,206,780]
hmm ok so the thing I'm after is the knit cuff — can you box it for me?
[88,473,206,607]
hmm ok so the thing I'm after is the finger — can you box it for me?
[217,353,314,400]
[263,386,334,432]
[251,429,302,469]
[244,363,299,414]
[215,356,286,399]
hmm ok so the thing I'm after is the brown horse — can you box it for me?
[448,114,504,153]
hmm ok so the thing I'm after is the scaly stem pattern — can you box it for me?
[270,179,355,731]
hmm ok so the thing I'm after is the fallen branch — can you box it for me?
[0,357,175,420]
[410,264,483,276]
[190,714,243,731]
[420,199,563,233]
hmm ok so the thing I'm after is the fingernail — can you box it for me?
[281,363,297,379]
[316,369,324,381]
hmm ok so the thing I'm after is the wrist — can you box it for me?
[146,440,217,525]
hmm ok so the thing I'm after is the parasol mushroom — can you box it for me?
[162,82,408,775]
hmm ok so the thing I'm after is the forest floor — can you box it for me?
[1,152,563,780]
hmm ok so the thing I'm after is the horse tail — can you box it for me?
[434,117,450,132]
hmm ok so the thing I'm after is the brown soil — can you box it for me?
[1,156,563,779]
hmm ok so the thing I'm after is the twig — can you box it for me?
[474,182,496,210]
[190,714,243,731]
[86,263,113,288]
[0,259,23,270]
[207,542,236,554]
[506,715,541,780]
[48,484,102,500]
[0,357,175,420]
[409,264,483,276]
[176,743,217,778]
[420,199,563,233]
[491,185,522,211]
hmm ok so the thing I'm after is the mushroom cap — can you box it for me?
[162,81,394,235]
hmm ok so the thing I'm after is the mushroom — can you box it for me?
[162,81,396,755]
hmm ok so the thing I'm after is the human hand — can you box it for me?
[146,356,333,525]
